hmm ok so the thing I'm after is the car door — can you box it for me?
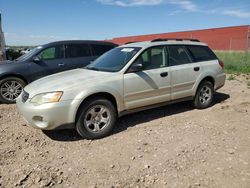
[65,43,95,69]
[167,45,201,100]
[124,46,171,110]
[28,45,66,81]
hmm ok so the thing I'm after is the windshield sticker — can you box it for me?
[121,48,134,52]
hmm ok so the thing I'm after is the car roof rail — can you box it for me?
[151,38,200,42]
[125,41,139,44]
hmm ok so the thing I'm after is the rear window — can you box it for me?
[187,45,217,62]
[92,44,115,56]
[66,44,91,58]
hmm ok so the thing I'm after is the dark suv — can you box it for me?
[0,40,117,103]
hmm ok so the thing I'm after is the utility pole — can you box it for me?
[0,13,7,61]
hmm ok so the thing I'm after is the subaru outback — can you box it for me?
[17,39,226,139]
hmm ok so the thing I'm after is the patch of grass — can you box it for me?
[228,74,236,81]
[215,51,250,74]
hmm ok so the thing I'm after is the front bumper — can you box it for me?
[16,97,80,130]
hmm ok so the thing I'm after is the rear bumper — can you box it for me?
[16,97,80,130]
[215,73,226,90]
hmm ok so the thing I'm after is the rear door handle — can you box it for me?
[58,63,65,67]
[160,72,168,77]
[194,67,200,71]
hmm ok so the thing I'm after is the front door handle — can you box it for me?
[160,72,168,77]
[58,63,65,67]
[194,67,200,71]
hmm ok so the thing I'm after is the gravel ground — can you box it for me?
[0,74,250,188]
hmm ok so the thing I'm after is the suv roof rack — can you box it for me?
[151,38,200,42]
[125,41,138,44]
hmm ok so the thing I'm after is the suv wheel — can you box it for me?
[76,98,117,139]
[0,77,26,104]
[193,81,214,109]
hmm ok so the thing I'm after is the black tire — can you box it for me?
[76,97,117,139]
[193,81,214,109]
[0,77,26,104]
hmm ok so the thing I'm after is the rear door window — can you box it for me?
[167,45,192,66]
[187,45,217,62]
[66,44,92,58]
[92,44,114,56]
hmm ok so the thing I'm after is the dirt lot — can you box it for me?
[0,75,250,188]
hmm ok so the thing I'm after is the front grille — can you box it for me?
[22,91,29,103]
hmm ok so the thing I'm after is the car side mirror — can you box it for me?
[128,63,144,73]
[32,56,41,63]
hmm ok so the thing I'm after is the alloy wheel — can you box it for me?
[84,105,111,133]
[0,80,23,101]
[199,85,212,104]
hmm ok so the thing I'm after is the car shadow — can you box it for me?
[42,92,230,142]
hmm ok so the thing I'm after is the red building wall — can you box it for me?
[110,25,250,51]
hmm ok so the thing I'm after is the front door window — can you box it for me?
[38,45,64,60]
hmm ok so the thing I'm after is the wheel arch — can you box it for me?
[199,76,215,86]
[75,92,119,124]
[0,73,28,84]
[192,74,215,97]
[194,75,215,96]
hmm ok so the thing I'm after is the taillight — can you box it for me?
[218,60,224,69]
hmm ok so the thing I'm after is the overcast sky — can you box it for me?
[1,0,250,46]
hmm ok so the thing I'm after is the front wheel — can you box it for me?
[76,98,117,139]
[193,81,214,109]
[0,77,26,104]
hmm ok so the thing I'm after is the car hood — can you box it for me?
[24,68,117,98]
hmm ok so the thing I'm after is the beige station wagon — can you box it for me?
[17,39,226,139]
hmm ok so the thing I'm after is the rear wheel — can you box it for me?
[193,81,214,109]
[0,77,26,104]
[76,98,117,139]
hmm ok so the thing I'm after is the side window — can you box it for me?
[92,45,114,56]
[134,46,167,70]
[38,45,64,60]
[187,45,217,62]
[66,44,91,58]
[168,45,192,66]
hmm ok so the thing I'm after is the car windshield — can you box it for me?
[86,47,141,72]
[15,46,43,61]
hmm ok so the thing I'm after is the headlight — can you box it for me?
[30,91,63,105]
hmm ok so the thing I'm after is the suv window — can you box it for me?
[187,45,217,62]
[168,45,192,66]
[92,44,114,56]
[38,45,64,60]
[135,46,167,70]
[66,44,91,58]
